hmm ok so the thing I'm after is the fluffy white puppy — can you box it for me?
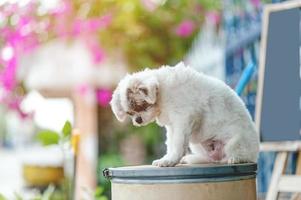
[110,62,259,167]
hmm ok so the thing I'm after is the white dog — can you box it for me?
[110,62,259,167]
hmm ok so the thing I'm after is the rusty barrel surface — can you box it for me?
[103,163,257,200]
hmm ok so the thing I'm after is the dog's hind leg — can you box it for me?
[222,135,249,164]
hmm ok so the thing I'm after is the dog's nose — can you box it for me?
[135,117,143,124]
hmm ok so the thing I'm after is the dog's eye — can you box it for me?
[139,87,148,95]
[126,111,135,116]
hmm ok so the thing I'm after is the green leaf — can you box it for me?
[95,186,104,197]
[97,197,108,200]
[36,130,60,146]
[0,194,7,200]
[41,184,55,199]
[62,121,72,139]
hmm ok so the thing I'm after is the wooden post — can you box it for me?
[265,152,288,200]
[72,91,98,200]
[260,142,301,200]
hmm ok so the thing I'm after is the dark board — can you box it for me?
[258,7,301,141]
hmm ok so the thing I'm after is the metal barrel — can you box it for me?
[103,163,257,200]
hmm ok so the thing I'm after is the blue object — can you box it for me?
[235,61,256,96]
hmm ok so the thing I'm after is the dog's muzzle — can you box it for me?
[135,117,143,124]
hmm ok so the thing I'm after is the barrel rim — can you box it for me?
[111,174,256,184]
[103,163,257,182]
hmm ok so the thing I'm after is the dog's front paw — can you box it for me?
[152,158,178,167]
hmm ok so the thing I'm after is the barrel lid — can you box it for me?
[103,163,257,184]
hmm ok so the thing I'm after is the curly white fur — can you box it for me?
[110,62,259,167]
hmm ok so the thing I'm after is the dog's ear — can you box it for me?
[139,77,159,104]
[110,88,126,122]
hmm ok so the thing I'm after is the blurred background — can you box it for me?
[0,0,292,199]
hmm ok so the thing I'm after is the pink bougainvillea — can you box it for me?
[76,85,112,107]
[0,0,114,118]
[88,14,112,31]
[1,57,17,91]
[87,41,106,64]
[72,15,112,37]
[175,20,195,37]
[0,90,31,119]
[0,0,213,117]
[96,88,112,107]
[0,1,44,118]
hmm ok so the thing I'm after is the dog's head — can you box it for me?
[110,72,160,126]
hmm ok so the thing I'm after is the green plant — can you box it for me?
[0,194,7,200]
[0,192,24,200]
[35,121,72,146]
[97,122,164,198]
[34,121,73,199]
[129,122,164,162]
[0,185,66,200]
[91,0,220,70]
[98,153,124,198]
[94,186,108,200]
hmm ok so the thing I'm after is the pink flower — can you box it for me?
[72,18,84,36]
[72,14,112,36]
[86,41,106,64]
[206,11,221,25]
[8,97,32,119]
[91,45,105,64]
[96,88,112,107]
[175,20,195,37]
[0,90,31,119]
[21,34,39,53]
[7,96,21,110]
[96,14,112,29]
[1,57,17,91]
[3,3,18,17]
